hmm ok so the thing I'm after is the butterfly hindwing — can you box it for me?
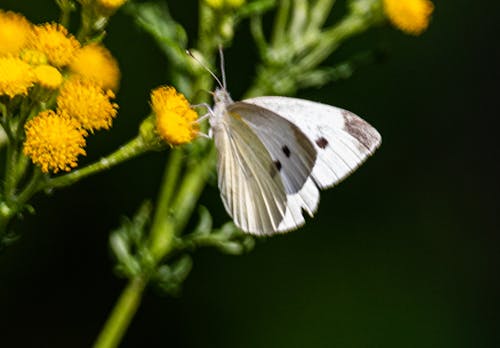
[227,101,322,233]
[243,96,382,189]
[277,177,320,232]
[213,108,289,235]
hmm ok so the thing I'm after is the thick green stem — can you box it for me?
[149,145,216,261]
[93,276,147,348]
[171,146,216,232]
[149,148,183,261]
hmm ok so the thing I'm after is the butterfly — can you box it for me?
[194,52,381,235]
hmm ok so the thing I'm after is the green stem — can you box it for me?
[42,136,148,191]
[149,148,183,261]
[308,0,335,31]
[171,146,216,232]
[271,0,290,45]
[77,5,92,42]
[289,0,308,38]
[58,0,73,28]
[16,168,43,205]
[4,141,19,200]
[0,203,15,238]
[93,276,147,348]
[298,14,371,72]
[148,144,216,261]
[92,145,215,348]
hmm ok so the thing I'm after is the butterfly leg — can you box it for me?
[192,103,215,124]
[197,131,211,139]
[192,103,212,113]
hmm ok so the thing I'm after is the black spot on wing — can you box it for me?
[315,137,328,149]
[282,145,291,157]
[270,160,282,178]
[274,160,282,171]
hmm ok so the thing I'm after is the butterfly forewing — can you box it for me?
[243,96,382,189]
[226,101,323,233]
[213,108,289,235]
[228,101,317,195]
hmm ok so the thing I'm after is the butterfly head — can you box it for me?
[209,87,234,130]
[213,87,233,106]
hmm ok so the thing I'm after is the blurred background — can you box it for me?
[1,0,499,347]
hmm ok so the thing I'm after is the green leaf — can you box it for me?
[153,255,193,296]
[109,201,154,278]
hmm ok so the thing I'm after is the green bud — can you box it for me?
[138,115,167,151]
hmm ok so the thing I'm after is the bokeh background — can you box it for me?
[1,0,499,347]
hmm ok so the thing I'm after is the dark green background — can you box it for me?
[1,0,499,347]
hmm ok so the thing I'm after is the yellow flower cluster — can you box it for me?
[383,0,434,35]
[0,10,121,98]
[151,86,199,146]
[0,10,122,173]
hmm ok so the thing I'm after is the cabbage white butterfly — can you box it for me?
[194,52,381,235]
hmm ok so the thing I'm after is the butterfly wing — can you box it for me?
[243,96,382,189]
[277,177,320,232]
[227,102,317,195]
[212,107,289,235]
[227,101,321,232]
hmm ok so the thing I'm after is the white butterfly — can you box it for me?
[207,85,381,236]
[195,52,381,235]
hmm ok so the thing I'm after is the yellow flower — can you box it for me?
[0,56,35,98]
[28,23,81,67]
[69,44,120,91]
[383,0,434,35]
[0,10,33,56]
[57,78,118,132]
[23,110,87,173]
[34,65,63,89]
[151,86,199,146]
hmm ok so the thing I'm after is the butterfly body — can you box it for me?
[209,87,381,235]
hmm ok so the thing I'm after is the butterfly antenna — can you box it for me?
[186,49,224,89]
[218,44,227,89]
